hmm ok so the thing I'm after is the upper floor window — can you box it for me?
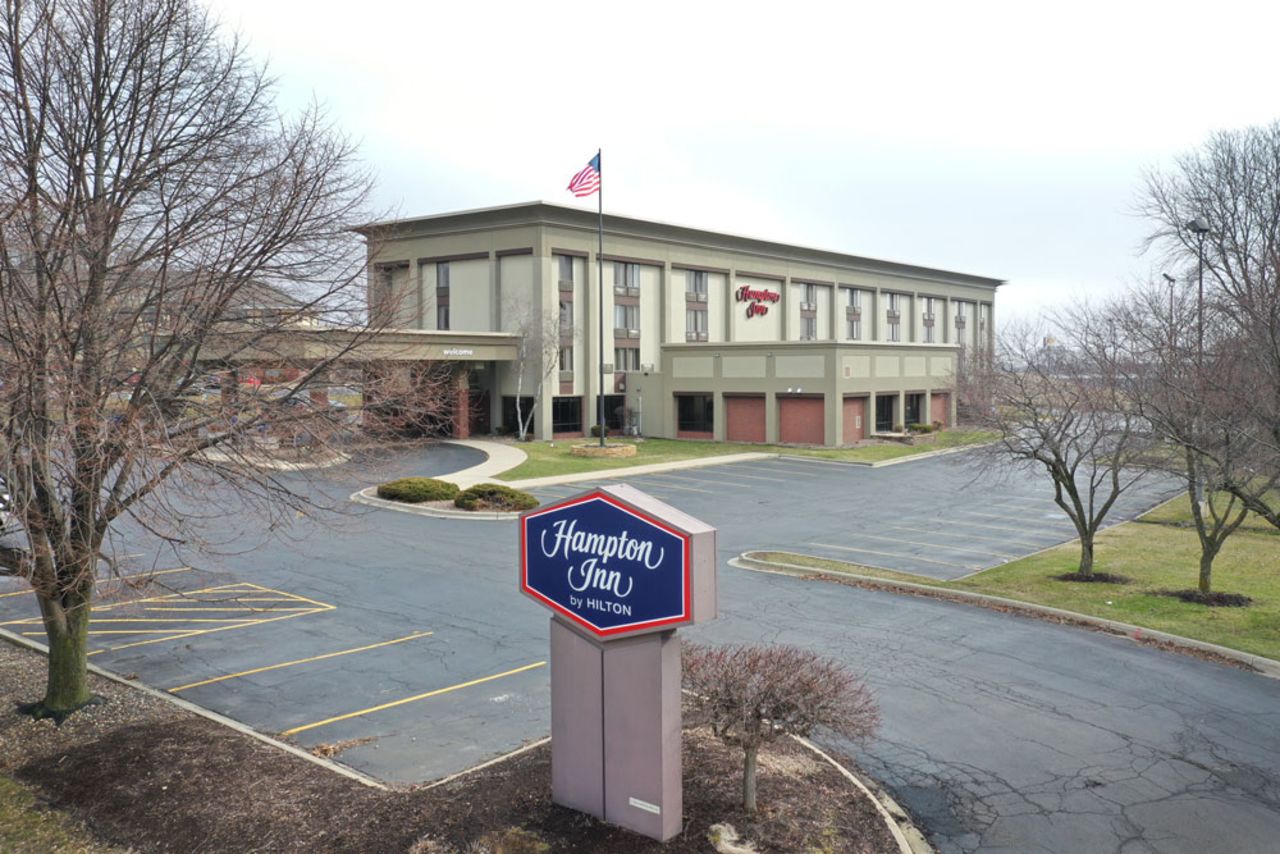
[613,262,640,292]
[437,303,450,330]
[559,346,573,372]
[803,283,818,307]
[686,307,708,341]
[614,303,639,331]
[847,288,861,309]
[559,299,573,332]
[436,262,450,291]
[887,292,901,342]
[801,315,817,340]
[557,255,574,285]
[687,270,708,300]
[614,346,641,371]
[923,297,937,343]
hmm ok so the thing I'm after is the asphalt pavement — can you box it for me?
[1,443,1276,854]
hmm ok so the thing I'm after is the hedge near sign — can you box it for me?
[520,490,692,637]
[518,484,717,842]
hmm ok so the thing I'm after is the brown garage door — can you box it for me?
[725,395,766,443]
[930,392,950,427]
[778,396,825,445]
[843,395,867,443]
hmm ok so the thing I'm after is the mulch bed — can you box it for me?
[1157,589,1253,607]
[0,640,898,853]
[1053,571,1131,584]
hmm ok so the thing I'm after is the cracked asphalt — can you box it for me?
[1,443,1276,853]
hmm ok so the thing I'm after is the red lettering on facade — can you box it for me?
[735,284,780,319]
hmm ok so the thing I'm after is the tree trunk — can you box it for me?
[1077,535,1094,577]
[1198,548,1216,595]
[743,745,759,815]
[37,594,93,717]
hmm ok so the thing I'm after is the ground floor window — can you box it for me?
[502,396,535,434]
[906,393,924,427]
[601,394,626,430]
[875,394,896,433]
[676,393,714,434]
[552,396,583,434]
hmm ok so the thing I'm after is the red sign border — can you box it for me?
[520,490,693,638]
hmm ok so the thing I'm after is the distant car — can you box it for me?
[0,475,17,535]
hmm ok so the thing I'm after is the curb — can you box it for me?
[0,627,390,790]
[502,451,777,490]
[349,487,521,521]
[730,553,1280,679]
[791,735,933,854]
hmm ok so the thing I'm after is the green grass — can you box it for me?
[496,429,996,481]
[754,495,1280,661]
[0,774,119,853]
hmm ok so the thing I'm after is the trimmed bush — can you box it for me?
[454,483,539,512]
[590,424,609,438]
[908,422,934,434]
[376,477,459,503]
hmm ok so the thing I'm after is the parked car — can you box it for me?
[0,475,17,535]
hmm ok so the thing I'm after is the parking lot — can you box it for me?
[0,446,1181,785]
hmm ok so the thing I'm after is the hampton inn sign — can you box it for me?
[519,485,717,841]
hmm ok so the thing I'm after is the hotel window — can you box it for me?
[614,303,639,331]
[614,346,640,371]
[558,346,573,372]
[887,293,901,342]
[956,301,968,326]
[559,299,573,333]
[613,262,640,293]
[676,393,714,433]
[551,396,583,434]
[436,262,450,291]
[802,283,817,309]
[686,307,708,341]
[436,303,450,330]
[557,254,574,286]
[688,270,708,300]
[845,288,862,340]
[923,297,936,343]
[801,315,817,340]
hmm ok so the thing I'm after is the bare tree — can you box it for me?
[972,319,1156,578]
[505,291,572,441]
[0,0,383,719]
[1138,121,1280,530]
[683,643,879,816]
[1102,283,1249,595]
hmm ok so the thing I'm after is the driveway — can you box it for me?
[0,444,1275,854]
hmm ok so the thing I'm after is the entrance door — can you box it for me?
[843,396,867,443]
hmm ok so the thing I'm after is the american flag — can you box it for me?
[567,153,601,197]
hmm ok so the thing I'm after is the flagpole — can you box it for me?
[596,148,606,447]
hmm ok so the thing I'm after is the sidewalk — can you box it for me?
[436,439,529,489]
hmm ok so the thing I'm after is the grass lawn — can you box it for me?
[755,495,1280,662]
[496,429,996,481]
[0,774,119,853]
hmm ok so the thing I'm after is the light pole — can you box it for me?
[1184,216,1210,515]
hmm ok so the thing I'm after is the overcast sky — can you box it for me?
[205,0,1280,322]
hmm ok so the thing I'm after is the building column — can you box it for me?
[897,389,906,432]
[866,393,878,436]
[451,370,470,440]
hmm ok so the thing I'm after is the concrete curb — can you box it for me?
[349,487,521,521]
[502,451,778,489]
[0,627,390,790]
[199,448,352,472]
[730,553,1280,680]
[791,735,933,854]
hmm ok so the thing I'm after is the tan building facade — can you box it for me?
[359,202,1001,445]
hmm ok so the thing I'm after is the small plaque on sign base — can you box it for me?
[519,484,717,842]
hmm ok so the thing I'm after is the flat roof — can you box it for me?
[357,201,1005,290]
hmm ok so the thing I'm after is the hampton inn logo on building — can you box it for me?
[735,284,780,318]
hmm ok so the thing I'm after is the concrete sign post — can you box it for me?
[519,483,717,841]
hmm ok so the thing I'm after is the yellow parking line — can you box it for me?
[89,618,265,623]
[169,631,434,693]
[280,661,547,738]
[0,566,193,599]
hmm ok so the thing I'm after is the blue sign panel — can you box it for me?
[520,490,691,638]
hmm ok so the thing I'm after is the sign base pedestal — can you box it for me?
[549,616,681,841]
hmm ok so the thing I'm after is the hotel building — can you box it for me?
[358,202,1001,445]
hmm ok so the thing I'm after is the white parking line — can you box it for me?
[823,530,1015,560]
[888,523,1044,550]
[655,472,764,490]
[626,477,716,494]
[925,515,1065,538]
